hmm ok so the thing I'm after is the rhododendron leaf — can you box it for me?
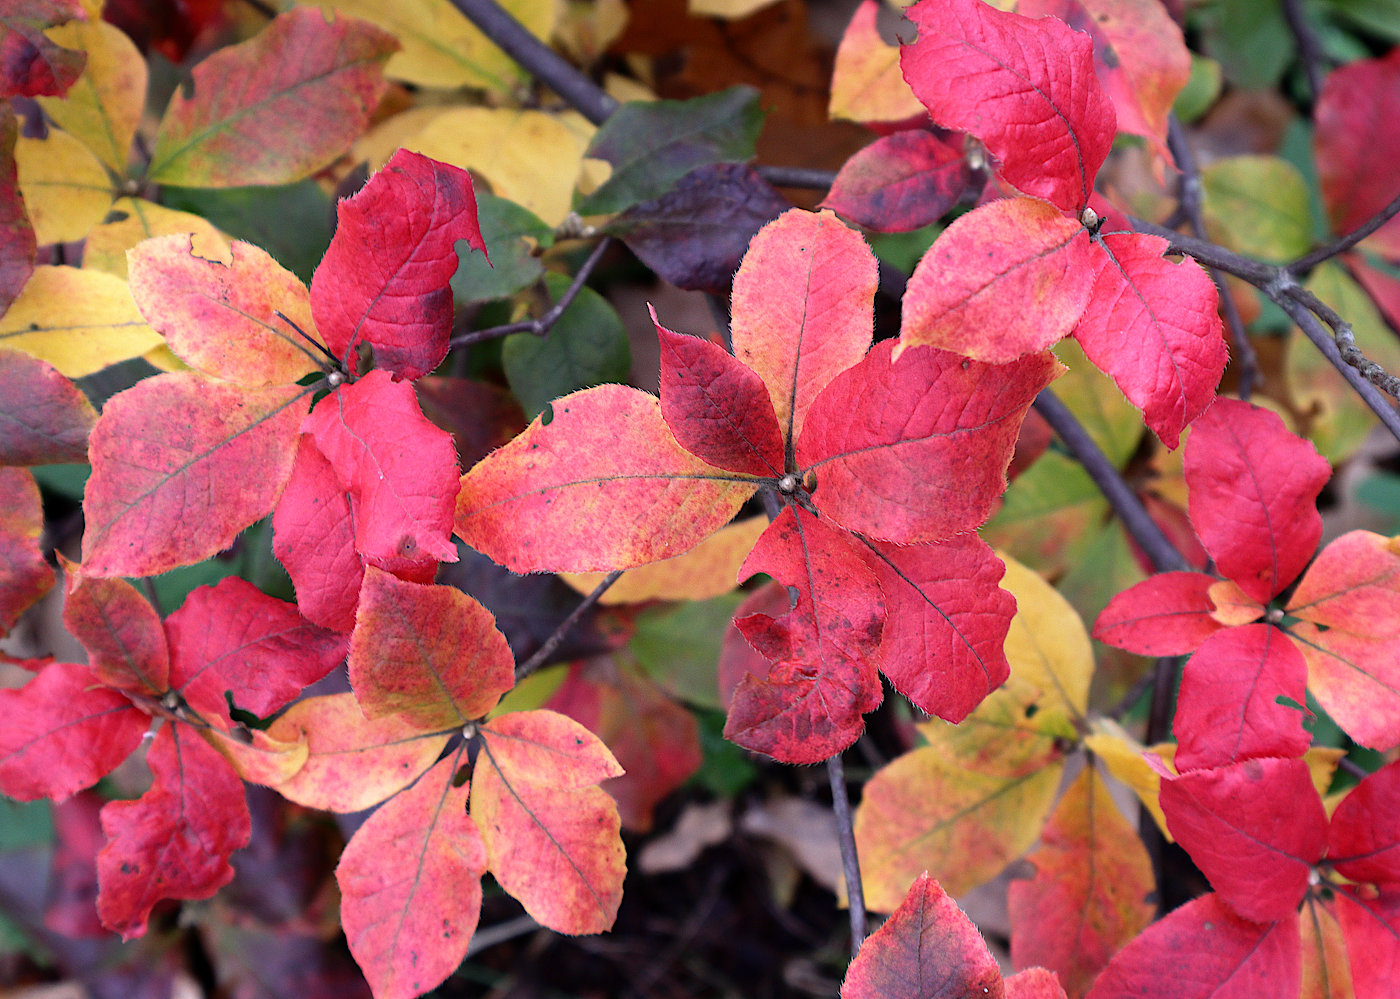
[723,506,884,764]
[146,8,396,187]
[579,86,764,215]
[731,209,876,446]
[800,342,1061,543]
[269,693,449,813]
[655,311,784,477]
[272,436,363,633]
[165,577,347,721]
[1185,398,1329,604]
[899,198,1097,361]
[1084,893,1301,999]
[127,235,322,386]
[82,374,309,577]
[1016,0,1191,163]
[456,384,757,573]
[0,106,34,315]
[544,658,702,832]
[1289,531,1400,635]
[1160,757,1327,922]
[1328,759,1400,887]
[97,724,251,938]
[0,661,145,801]
[1314,48,1400,256]
[348,568,514,728]
[304,369,460,565]
[1174,624,1310,770]
[862,534,1015,723]
[821,129,974,232]
[1332,889,1400,999]
[0,0,86,97]
[337,753,484,999]
[0,349,96,465]
[900,0,1115,212]
[840,872,1004,999]
[1093,571,1225,655]
[311,149,484,379]
[61,568,168,696]
[856,702,1066,909]
[1073,232,1227,448]
[473,710,625,933]
[0,467,52,634]
[1007,766,1155,999]
[36,19,146,174]
[0,266,162,378]
[829,0,924,125]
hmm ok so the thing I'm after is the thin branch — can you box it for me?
[450,237,613,348]
[1290,188,1400,275]
[1128,215,1280,286]
[447,0,617,125]
[1033,390,1189,574]
[827,752,866,957]
[1167,117,1259,399]
[514,570,623,681]
[756,165,838,192]
[1281,0,1328,103]
[1283,282,1400,398]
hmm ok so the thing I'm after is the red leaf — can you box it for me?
[348,568,514,728]
[1173,624,1310,771]
[455,384,758,573]
[0,348,95,464]
[272,435,364,633]
[839,872,1005,999]
[97,724,251,938]
[312,149,485,379]
[1007,766,1154,999]
[1184,398,1329,605]
[1290,625,1400,750]
[730,209,877,447]
[1072,232,1227,448]
[900,198,1098,362]
[799,341,1062,543]
[472,710,625,934]
[723,507,884,764]
[821,129,975,233]
[717,581,789,708]
[1332,889,1400,999]
[337,752,484,999]
[82,374,309,577]
[1084,893,1301,999]
[655,309,784,477]
[165,577,347,721]
[1314,48,1400,256]
[1328,759,1400,888]
[862,534,1015,723]
[1006,969,1069,999]
[44,793,106,938]
[0,107,35,315]
[1289,530,1400,635]
[900,0,1116,212]
[1160,757,1326,922]
[62,569,169,696]
[0,467,53,634]
[0,0,86,97]
[0,661,145,801]
[1093,571,1226,655]
[304,369,460,565]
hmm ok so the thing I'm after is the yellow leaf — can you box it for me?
[84,197,230,279]
[16,131,113,245]
[556,0,629,65]
[405,107,587,226]
[690,0,782,18]
[1084,718,1173,841]
[829,0,924,124]
[204,725,309,786]
[1000,553,1094,723]
[351,105,445,169]
[37,20,147,174]
[0,267,162,377]
[311,0,556,91]
[1304,746,1346,800]
[561,516,767,604]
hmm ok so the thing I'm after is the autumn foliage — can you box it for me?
[4,0,1400,997]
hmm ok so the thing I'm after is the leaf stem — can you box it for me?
[514,570,623,681]
[1032,390,1188,574]
[827,752,866,957]
[451,236,613,348]
[1281,0,1328,104]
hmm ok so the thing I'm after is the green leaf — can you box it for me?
[450,192,552,304]
[1200,0,1292,90]
[502,272,631,419]
[632,592,746,710]
[1319,0,1400,42]
[1201,156,1312,261]
[578,86,765,215]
